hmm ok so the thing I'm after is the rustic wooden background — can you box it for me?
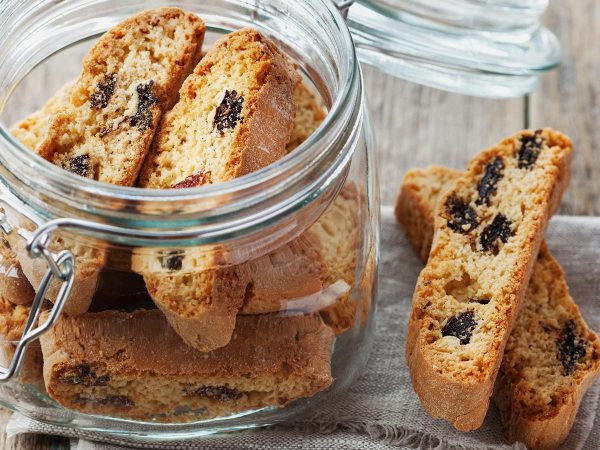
[1,0,598,448]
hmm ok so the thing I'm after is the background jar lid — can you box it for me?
[341,0,560,98]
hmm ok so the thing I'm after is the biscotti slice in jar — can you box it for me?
[134,28,299,351]
[286,81,326,152]
[397,165,600,449]
[37,8,205,185]
[0,296,43,386]
[406,129,572,431]
[240,184,361,336]
[7,9,205,315]
[0,237,35,306]
[138,27,298,187]
[8,88,103,315]
[10,80,74,151]
[39,309,333,422]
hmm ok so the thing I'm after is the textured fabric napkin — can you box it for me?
[6,207,600,449]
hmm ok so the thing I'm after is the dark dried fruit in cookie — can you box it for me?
[445,196,478,234]
[75,394,135,408]
[442,310,477,345]
[90,73,117,109]
[557,320,587,375]
[214,90,244,135]
[517,129,544,169]
[470,298,490,305]
[62,154,92,178]
[172,172,212,188]
[189,386,242,402]
[480,214,512,253]
[58,364,110,387]
[476,157,504,206]
[159,250,184,272]
[130,81,158,130]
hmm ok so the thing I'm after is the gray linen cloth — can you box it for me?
[6,208,600,449]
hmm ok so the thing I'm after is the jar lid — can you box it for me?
[341,0,560,98]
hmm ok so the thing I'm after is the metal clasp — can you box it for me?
[334,0,355,19]
[0,199,75,381]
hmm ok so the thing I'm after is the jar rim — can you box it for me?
[0,0,361,236]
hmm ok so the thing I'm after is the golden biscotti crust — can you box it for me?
[493,243,600,450]
[138,27,299,188]
[406,129,572,431]
[0,238,35,306]
[40,309,334,421]
[395,166,461,262]
[397,165,600,448]
[37,7,205,186]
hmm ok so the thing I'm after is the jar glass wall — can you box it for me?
[0,0,379,440]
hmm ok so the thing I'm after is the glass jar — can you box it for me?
[0,0,562,442]
[0,0,378,440]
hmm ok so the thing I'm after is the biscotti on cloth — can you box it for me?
[397,165,600,449]
[39,309,333,421]
[405,129,573,431]
[7,8,205,316]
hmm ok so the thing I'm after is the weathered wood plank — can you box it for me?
[529,0,600,215]
[362,66,526,206]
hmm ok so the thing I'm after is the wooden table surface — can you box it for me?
[1,1,598,448]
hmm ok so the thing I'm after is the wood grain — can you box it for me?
[529,1,600,215]
[363,66,525,206]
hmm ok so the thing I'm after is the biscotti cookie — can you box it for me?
[0,296,43,386]
[37,8,205,185]
[9,94,104,315]
[406,129,572,431]
[133,28,299,351]
[10,80,74,151]
[286,81,326,152]
[0,237,34,305]
[395,166,461,262]
[136,183,359,351]
[8,9,205,315]
[40,309,333,421]
[241,184,360,335]
[397,165,600,449]
[138,27,298,188]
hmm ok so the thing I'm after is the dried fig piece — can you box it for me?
[442,310,477,345]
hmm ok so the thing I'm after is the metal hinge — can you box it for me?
[0,198,74,382]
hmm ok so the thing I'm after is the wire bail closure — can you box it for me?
[0,198,75,381]
[334,0,355,19]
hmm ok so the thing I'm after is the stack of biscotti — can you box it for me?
[5,12,356,422]
[7,8,206,315]
[39,309,333,421]
[403,129,573,432]
[133,27,359,352]
[397,133,600,449]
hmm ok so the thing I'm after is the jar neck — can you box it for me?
[0,0,362,247]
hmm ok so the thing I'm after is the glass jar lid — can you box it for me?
[340,0,560,98]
